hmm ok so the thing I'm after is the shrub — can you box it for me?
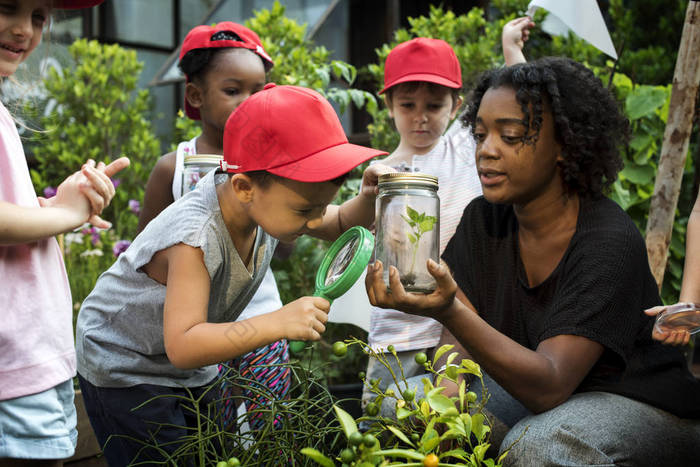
[26,39,160,240]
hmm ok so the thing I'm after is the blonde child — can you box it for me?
[76,84,388,465]
[0,1,128,465]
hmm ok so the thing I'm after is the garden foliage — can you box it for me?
[27,39,160,239]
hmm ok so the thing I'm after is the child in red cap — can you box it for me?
[0,1,129,464]
[359,24,533,413]
[75,83,388,465]
[137,21,287,435]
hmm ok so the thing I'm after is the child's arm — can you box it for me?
[160,243,330,369]
[502,16,535,66]
[0,157,129,244]
[645,193,700,346]
[309,162,394,241]
[137,152,177,234]
[680,193,700,302]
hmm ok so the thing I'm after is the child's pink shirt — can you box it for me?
[0,101,76,400]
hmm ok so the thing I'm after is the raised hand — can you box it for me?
[502,16,535,66]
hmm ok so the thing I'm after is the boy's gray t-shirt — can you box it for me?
[76,171,278,388]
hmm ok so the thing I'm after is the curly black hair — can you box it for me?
[462,57,629,197]
[178,31,269,83]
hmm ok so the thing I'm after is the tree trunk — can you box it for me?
[645,0,700,290]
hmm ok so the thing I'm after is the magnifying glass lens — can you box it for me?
[324,237,360,286]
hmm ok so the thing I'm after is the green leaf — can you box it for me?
[626,86,668,120]
[426,390,455,414]
[406,205,420,222]
[460,359,482,377]
[333,404,357,437]
[471,413,489,442]
[374,448,424,461]
[419,217,437,233]
[386,425,413,446]
[300,448,335,467]
[396,405,414,420]
[433,344,454,364]
[620,164,656,185]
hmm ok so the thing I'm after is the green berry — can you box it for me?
[216,462,227,467]
[414,352,428,365]
[466,391,478,403]
[402,388,416,402]
[227,458,241,467]
[332,341,348,357]
[411,433,421,442]
[387,344,395,353]
[362,433,378,448]
[348,431,363,447]
[340,448,355,464]
[366,402,379,416]
[358,371,366,379]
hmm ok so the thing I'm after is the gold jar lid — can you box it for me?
[183,154,223,166]
[378,172,438,188]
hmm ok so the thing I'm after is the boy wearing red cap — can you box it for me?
[75,84,387,465]
[361,27,533,411]
[137,21,288,434]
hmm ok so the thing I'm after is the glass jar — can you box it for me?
[375,172,440,293]
[182,154,223,196]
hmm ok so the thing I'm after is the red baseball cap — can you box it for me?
[53,0,104,8]
[379,37,462,94]
[222,83,387,183]
[180,22,274,120]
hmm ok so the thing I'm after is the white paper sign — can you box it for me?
[527,0,618,59]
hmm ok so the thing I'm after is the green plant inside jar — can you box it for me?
[400,206,437,288]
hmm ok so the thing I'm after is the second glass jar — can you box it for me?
[182,154,224,196]
[374,172,440,293]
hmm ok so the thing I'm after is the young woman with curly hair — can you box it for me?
[366,56,700,465]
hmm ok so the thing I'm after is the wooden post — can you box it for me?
[645,0,700,290]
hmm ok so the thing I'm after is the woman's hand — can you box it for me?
[365,258,457,318]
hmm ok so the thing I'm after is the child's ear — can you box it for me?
[384,95,394,118]
[449,95,464,119]
[230,174,255,203]
[185,82,204,115]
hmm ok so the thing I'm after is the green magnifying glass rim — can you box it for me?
[313,225,374,303]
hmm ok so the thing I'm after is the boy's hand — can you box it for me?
[645,304,693,346]
[359,163,395,200]
[278,296,330,341]
[502,16,535,66]
[365,259,457,318]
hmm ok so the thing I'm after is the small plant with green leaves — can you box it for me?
[400,206,438,288]
[302,338,519,467]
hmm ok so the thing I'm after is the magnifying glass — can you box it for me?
[288,226,374,354]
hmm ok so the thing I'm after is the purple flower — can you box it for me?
[111,178,121,189]
[91,231,100,245]
[113,240,131,258]
[128,199,140,215]
[43,186,57,198]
